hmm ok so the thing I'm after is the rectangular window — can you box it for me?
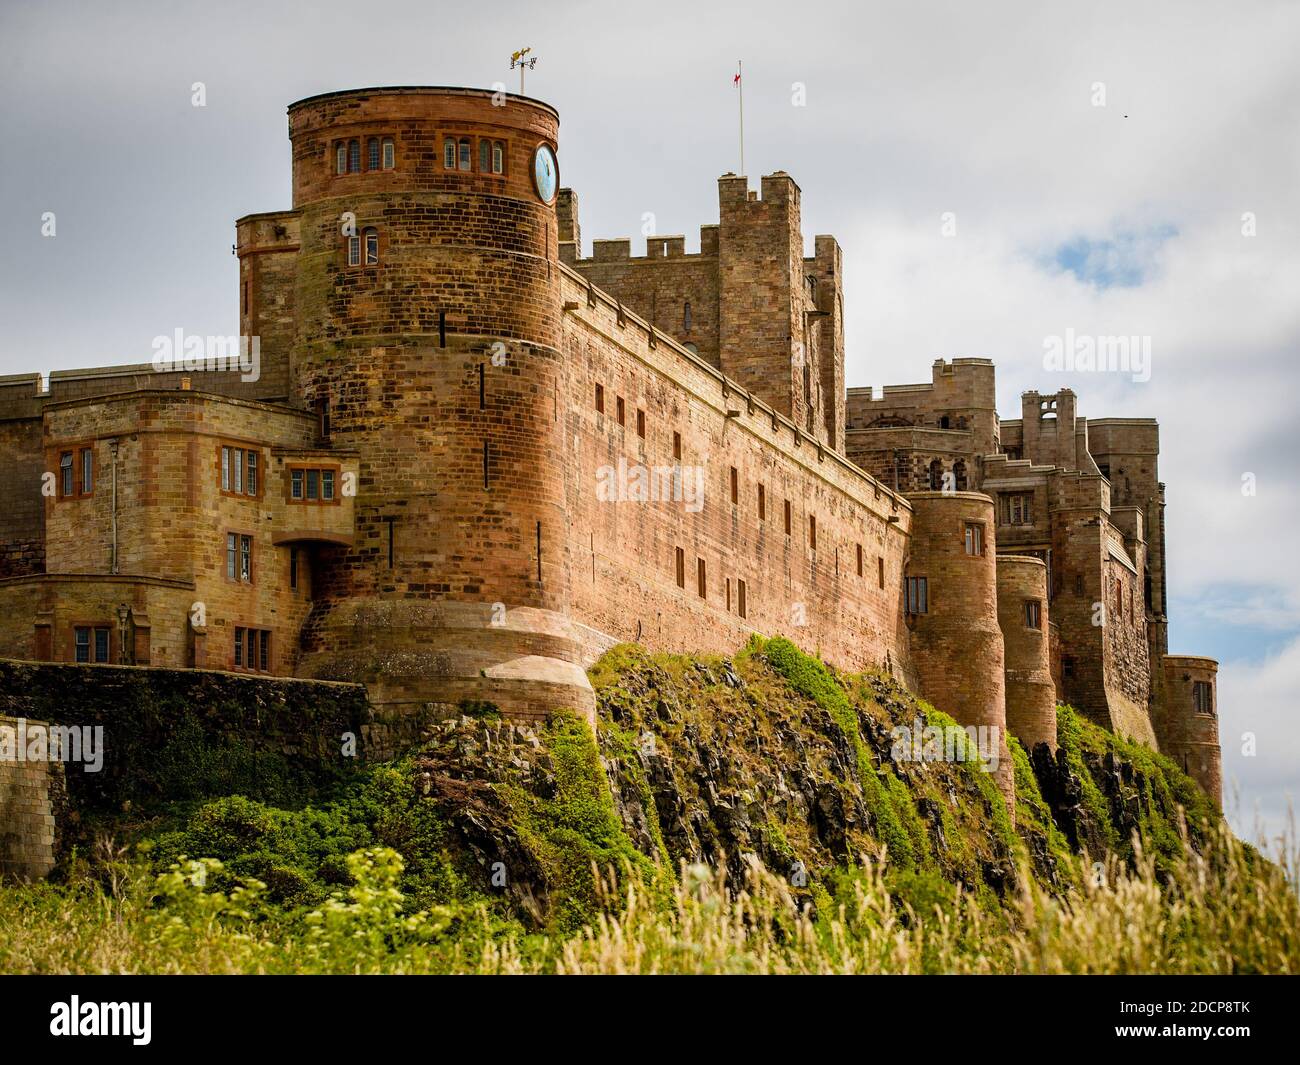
[336,143,347,174]
[94,627,109,663]
[726,578,732,612]
[59,451,73,497]
[1193,680,1214,715]
[458,140,471,170]
[318,399,331,440]
[368,139,380,170]
[81,448,93,495]
[492,142,504,174]
[697,557,707,599]
[74,627,90,663]
[737,579,747,619]
[878,556,885,589]
[347,235,360,266]
[219,446,260,498]
[290,548,298,590]
[1025,599,1042,630]
[479,139,491,172]
[672,431,682,460]
[616,397,625,427]
[809,515,817,551]
[382,139,395,169]
[1005,493,1033,525]
[784,499,792,536]
[636,409,646,438]
[730,467,738,505]
[444,140,456,168]
[232,627,271,672]
[675,546,685,589]
[757,484,766,521]
[856,544,864,577]
[288,466,343,504]
[365,230,378,265]
[595,384,605,414]
[964,522,984,556]
[240,535,252,582]
[906,576,929,615]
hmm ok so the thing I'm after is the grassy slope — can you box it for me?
[0,637,1294,974]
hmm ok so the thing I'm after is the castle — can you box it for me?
[0,86,1222,808]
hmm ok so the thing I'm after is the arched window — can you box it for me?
[367,138,380,171]
[492,141,504,173]
[347,234,360,266]
[458,139,471,171]
[683,301,692,333]
[928,459,943,490]
[953,459,968,491]
[364,227,378,265]
[444,138,456,169]
[348,139,360,173]
[683,342,699,357]
[382,138,395,169]
[335,143,347,175]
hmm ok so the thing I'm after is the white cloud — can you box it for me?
[1220,636,1300,847]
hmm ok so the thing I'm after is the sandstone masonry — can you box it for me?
[0,86,1222,811]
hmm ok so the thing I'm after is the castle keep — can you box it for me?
[0,86,1222,808]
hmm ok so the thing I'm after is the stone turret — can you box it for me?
[285,86,593,723]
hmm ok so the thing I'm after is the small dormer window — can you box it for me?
[444,138,456,168]
[382,138,395,169]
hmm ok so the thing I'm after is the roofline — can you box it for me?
[287,85,559,120]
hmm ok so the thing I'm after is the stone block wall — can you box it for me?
[996,556,1057,751]
[560,265,915,686]
[0,715,64,882]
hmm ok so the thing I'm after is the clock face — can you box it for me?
[532,144,558,204]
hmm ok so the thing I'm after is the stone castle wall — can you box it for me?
[559,265,915,684]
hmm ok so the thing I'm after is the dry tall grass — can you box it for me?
[1,818,1295,975]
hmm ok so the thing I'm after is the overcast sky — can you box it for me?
[2,0,1297,844]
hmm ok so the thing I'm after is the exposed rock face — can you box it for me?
[401,642,1218,928]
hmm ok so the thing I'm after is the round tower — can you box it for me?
[905,492,1012,805]
[286,86,593,724]
[995,555,1057,752]
[1158,656,1222,808]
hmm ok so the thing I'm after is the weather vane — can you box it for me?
[510,48,538,95]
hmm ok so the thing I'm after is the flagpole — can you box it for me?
[737,60,745,176]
